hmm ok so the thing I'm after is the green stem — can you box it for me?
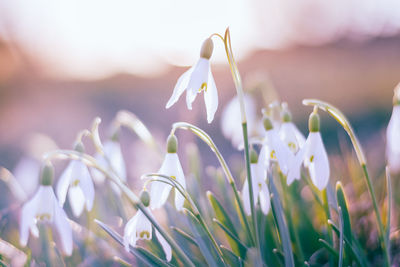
[322,189,334,267]
[242,122,262,260]
[171,122,254,245]
[362,164,389,266]
[43,150,195,267]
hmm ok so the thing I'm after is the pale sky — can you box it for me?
[1,0,399,79]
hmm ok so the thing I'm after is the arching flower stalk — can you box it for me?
[20,162,73,256]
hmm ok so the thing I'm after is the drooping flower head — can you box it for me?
[149,134,186,211]
[221,94,257,148]
[166,38,218,123]
[287,110,330,190]
[279,107,305,154]
[57,142,95,217]
[20,162,73,256]
[242,149,270,215]
[386,84,400,173]
[259,116,293,175]
[124,190,172,261]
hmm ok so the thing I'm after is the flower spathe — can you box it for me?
[386,105,400,173]
[124,208,172,261]
[20,185,73,256]
[287,132,330,190]
[149,153,186,211]
[242,162,270,215]
[57,160,95,217]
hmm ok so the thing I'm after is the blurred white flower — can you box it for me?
[242,160,270,215]
[221,94,257,148]
[386,105,400,173]
[56,160,95,217]
[149,153,186,211]
[287,113,330,190]
[11,157,40,202]
[124,208,172,261]
[20,185,73,256]
[166,38,218,123]
[91,140,127,194]
[279,110,305,154]
[259,117,293,175]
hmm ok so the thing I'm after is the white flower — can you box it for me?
[242,161,270,215]
[20,185,73,256]
[166,38,218,123]
[221,94,257,148]
[124,208,172,261]
[56,160,95,217]
[11,157,40,202]
[287,132,330,190]
[91,140,127,194]
[386,105,400,173]
[279,121,306,154]
[259,125,293,175]
[149,153,186,211]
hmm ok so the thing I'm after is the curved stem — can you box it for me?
[42,150,195,267]
[303,99,389,266]
[171,122,255,245]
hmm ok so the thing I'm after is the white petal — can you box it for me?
[104,141,127,182]
[166,67,193,109]
[91,154,106,184]
[155,230,172,261]
[57,161,74,206]
[307,132,330,190]
[135,210,152,241]
[204,68,218,123]
[68,186,86,217]
[75,161,95,211]
[186,58,209,110]
[387,106,400,172]
[149,179,169,210]
[13,157,40,199]
[36,186,56,221]
[266,129,293,174]
[19,188,40,246]
[259,182,270,215]
[279,122,302,153]
[241,179,251,216]
[53,204,73,256]
[293,123,306,148]
[124,213,139,251]
[287,147,306,185]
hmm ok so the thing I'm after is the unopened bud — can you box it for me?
[140,190,150,207]
[263,116,273,131]
[309,112,320,132]
[200,38,214,59]
[167,134,178,153]
[40,162,54,186]
[250,149,258,164]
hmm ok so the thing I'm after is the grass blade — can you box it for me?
[338,207,344,267]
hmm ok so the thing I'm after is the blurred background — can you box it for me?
[1,0,400,182]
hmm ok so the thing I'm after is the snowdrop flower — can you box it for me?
[221,94,257,148]
[166,38,218,123]
[386,87,400,173]
[149,134,186,211]
[20,163,73,256]
[259,116,293,175]
[242,150,270,215]
[124,191,172,261]
[279,109,306,154]
[287,112,330,190]
[57,142,95,217]
[91,139,127,194]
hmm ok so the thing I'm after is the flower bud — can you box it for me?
[200,38,214,60]
[309,112,320,132]
[250,149,258,164]
[263,116,273,131]
[74,141,85,153]
[140,190,150,207]
[282,110,292,123]
[167,134,178,153]
[40,162,54,186]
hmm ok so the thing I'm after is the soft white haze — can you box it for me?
[0,0,399,79]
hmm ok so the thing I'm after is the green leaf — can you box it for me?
[269,177,295,267]
[95,219,172,267]
[184,209,226,267]
[207,191,243,257]
[338,207,344,267]
[171,227,197,246]
[220,246,243,267]
[336,182,352,246]
[318,239,339,261]
[213,219,248,252]
[385,167,392,261]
